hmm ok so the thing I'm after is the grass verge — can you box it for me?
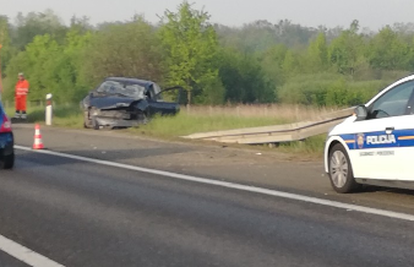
[6,103,84,128]
[278,134,326,158]
[130,113,290,138]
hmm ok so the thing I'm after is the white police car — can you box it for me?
[325,74,414,193]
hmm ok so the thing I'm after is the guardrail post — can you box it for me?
[45,93,53,126]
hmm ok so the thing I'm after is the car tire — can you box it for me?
[328,143,361,193]
[83,111,91,128]
[92,117,100,130]
[88,107,100,130]
[1,153,15,169]
[137,111,149,125]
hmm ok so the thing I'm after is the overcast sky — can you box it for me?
[2,0,414,30]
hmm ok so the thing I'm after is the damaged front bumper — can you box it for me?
[91,109,146,129]
[94,116,142,128]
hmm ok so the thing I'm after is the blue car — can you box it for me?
[0,102,14,169]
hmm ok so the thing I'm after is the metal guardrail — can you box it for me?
[183,108,354,145]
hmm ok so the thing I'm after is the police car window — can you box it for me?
[370,81,414,118]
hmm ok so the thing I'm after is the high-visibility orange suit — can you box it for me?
[15,78,29,116]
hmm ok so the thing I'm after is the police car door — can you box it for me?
[348,80,414,180]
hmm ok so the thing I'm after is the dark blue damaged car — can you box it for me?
[0,102,14,169]
[80,77,184,130]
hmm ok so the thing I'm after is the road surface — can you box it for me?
[0,125,413,266]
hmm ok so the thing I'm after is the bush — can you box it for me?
[278,73,392,107]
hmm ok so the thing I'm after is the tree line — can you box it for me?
[1,2,414,106]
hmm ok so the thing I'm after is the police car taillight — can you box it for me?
[0,114,12,133]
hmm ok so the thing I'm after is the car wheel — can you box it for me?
[88,107,101,130]
[328,143,360,193]
[83,111,91,128]
[92,117,100,130]
[1,153,15,169]
[137,111,149,125]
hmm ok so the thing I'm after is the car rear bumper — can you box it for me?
[0,132,14,156]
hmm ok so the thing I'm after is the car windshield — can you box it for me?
[98,81,146,99]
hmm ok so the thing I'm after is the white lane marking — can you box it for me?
[16,145,414,222]
[0,235,65,267]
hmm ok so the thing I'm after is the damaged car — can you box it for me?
[81,77,184,129]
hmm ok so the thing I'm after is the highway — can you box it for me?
[1,125,414,266]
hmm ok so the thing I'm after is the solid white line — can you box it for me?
[0,235,65,267]
[15,145,414,222]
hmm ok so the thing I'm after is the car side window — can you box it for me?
[148,84,163,101]
[369,81,414,119]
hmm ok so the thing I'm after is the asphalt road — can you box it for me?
[11,124,414,214]
[0,125,413,266]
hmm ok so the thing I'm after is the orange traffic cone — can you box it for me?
[33,124,44,150]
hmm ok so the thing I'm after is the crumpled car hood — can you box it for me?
[90,96,140,110]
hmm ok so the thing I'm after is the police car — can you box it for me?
[325,74,414,193]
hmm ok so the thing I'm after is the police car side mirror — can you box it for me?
[355,105,368,121]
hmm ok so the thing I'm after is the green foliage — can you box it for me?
[54,27,92,102]
[306,32,328,72]
[3,6,414,108]
[278,73,390,107]
[260,44,288,87]
[368,26,410,70]
[282,50,302,78]
[81,17,163,87]
[159,1,223,104]
[328,24,365,75]
[4,29,91,102]
[219,49,275,103]
[12,10,67,50]
[5,34,60,100]
[216,19,319,53]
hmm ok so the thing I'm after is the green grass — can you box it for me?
[5,103,84,128]
[131,112,290,138]
[278,134,326,157]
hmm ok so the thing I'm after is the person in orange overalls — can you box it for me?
[15,72,29,119]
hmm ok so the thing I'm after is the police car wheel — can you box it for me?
[329,144,360,193]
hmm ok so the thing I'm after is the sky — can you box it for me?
[2,0,414,30]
